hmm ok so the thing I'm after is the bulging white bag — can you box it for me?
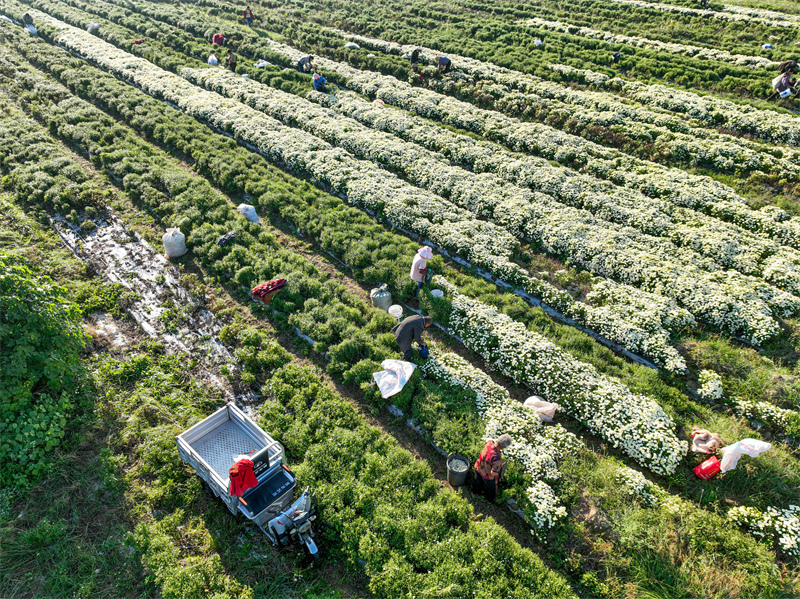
[208,54,218,66]
[719,438,771,473]
[87,22,100,33]
[162,227,187,258]
[372,359,416,399]
[523,396,559,422]
[237,203,259,224]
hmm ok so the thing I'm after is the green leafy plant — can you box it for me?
[0,252,87,487]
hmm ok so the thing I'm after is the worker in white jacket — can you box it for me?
[410,246,432,296]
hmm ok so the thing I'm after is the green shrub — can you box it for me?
[0,252,87,487]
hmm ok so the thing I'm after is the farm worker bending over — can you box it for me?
[410,245,432,296]
[472,434,512,502]
[297,55,314,73]
[769,60,798,100]
[243,6,254,26]
[434,55,452,73]
[409,46,422,71]
[226,49,238,71]
[392,314,432,360]
[312,73,328,92]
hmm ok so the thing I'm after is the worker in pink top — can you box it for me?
[472,434,512,502]
[410,246,432,296]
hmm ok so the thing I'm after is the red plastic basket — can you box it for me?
[693,455,721,480]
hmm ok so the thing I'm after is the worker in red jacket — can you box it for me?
[243,6,254,26]
[472,434,512,502]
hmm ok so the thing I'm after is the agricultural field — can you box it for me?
[0,0,799,597]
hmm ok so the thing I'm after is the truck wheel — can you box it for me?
[303,545,320,564]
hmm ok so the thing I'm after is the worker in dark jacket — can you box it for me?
[434,55,452,73]
[297,55,314,73]
[392,314,432,360]
[472,434,512,502]
[409,46,422,71]
[226,49,237,71]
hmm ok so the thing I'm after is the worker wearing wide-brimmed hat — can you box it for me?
[410,245,433,296]
[472,434,512,502]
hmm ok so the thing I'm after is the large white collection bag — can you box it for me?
[237,203,260,224]
[162,227,188,258]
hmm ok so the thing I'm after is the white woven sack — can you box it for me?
[162,228,187,258]
[237,204,260,224]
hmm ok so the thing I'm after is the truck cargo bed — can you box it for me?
[176,404,292,525]
[191,418,264,482]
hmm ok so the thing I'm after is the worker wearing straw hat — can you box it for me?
[410,246,433,297]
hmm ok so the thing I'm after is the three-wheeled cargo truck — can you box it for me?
[176,403,319,558]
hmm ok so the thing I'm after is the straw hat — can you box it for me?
[418,246,433,259]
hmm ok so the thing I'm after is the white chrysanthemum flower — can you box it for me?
[697,370,724,402]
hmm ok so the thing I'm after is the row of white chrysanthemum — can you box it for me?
[333,25,776,69]
[438,71,800,180]
[697,370,800,439]
[35,9,698,370]
[608,0,800,29]
[523,17,776,68]
[179,69,800,350]
[306,87,800,292]
[335,27,800,148]
[548,63,800,148]
[432,275,688,475]
[421,351,580,529]
[333,28,800,158]
[258,37,800,253]
[719,3,800,26]
[728,505,800,557]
